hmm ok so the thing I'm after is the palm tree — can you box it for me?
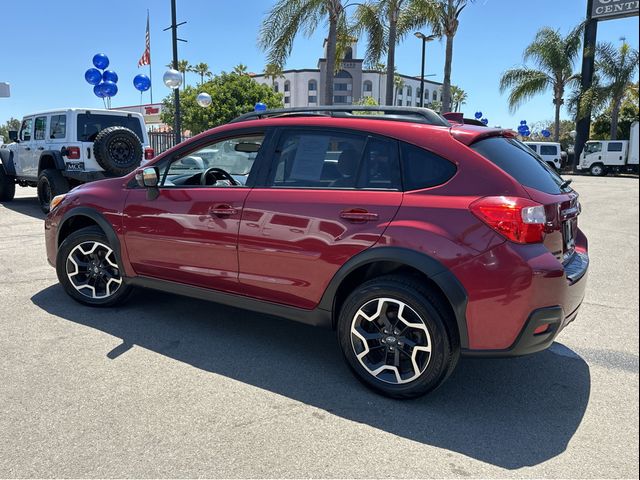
[353,0,438,106]
[591,41,639,139]
[264,63,284,88]
[450,85,467,112]
[189,62,212,85]
[500,24,584,142]
[393,74,404,106]
[233,64,249,75]
[259,0,351,105]
[429,0,472,113]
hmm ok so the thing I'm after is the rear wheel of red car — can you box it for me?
[56,226,132,307]
[337,275,460,399]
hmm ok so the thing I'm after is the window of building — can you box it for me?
[424,89,430,100]
[363,81,373,92]
[335,70,352,79]
[308,80,317,91]
[406,86,412,98]
[308,95,317,104]
[401,142,457,191]
[284,96,291,104]
[397,100,403,106]
[334,95,350,104]
[274,82,279,93]
[269,130,366,189]
[284,81,290,92]
[335,83,349,91]
[432,90,438,101]
[49,114,66,139]
[345,47,353,60]
[34,116,47,141]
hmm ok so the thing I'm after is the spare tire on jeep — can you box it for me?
[93,126,143,176]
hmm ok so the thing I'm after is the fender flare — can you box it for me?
[318,246,470,348]
[39,150,66,173]
[0,149,16,175]
[57,207,124,271]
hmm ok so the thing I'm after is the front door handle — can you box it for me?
[24,147,31,151]
[37,147,44,150]
[340,209,379,222]
[209,205,239,217]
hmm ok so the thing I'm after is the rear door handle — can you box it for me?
[209,204,239,217]
[340,209,379,222]
[24,147,31,151]
[37,147,44,150]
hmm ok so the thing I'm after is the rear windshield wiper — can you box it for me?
[560,179,573,190]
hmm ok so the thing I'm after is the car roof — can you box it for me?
[22,108,144,118]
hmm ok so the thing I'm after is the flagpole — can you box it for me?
[147,9,154,104]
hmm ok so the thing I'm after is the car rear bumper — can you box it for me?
[452,230,589,353]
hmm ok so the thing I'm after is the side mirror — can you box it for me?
[8,130,18,142]
[135,166,159,188]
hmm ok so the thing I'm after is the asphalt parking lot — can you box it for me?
[0,176,638,478]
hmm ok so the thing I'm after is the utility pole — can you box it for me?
[164,0,187,145]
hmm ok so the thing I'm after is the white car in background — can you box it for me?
[524,142,563,171]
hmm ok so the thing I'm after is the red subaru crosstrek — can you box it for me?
[44,107,588,398]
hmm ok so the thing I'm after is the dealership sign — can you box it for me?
[591,0,639,20]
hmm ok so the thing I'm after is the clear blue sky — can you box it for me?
[1,0,638,130]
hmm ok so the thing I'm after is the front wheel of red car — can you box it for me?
[56,226,133,307]
[337,275,460,399]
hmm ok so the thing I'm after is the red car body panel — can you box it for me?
[44,116,589,354]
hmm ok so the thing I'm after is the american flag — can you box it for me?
[137,13,151,67]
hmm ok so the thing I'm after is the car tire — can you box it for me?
[0,167,16,202]
[56,226,133,307]
[37,169,69,213]
[93,126,143,176]
[337,275,460,399]
[590,163,606,177]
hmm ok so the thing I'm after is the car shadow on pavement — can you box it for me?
[31,284,591,470]
[1,196,45,220]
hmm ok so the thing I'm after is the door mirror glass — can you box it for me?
[8,130,18,142]
[135,166,159,188]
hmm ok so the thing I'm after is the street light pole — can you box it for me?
[170,0,181,145]
[414,32,437,108]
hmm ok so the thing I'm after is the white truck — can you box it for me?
[0,108,153,212]
[577,121,639,176]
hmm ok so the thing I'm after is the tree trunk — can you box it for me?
[553,97,561,142]
[324,16,338,105]
[385,16,397,106]
[610,97,622,140]
[441,33,454,113]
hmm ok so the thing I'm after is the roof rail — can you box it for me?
[229,105,451,127]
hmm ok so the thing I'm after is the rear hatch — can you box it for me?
[469,136,579,263]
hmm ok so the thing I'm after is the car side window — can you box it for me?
[269,130,366,188]
[159,134,265,188]
[357,137,401,190]
[400,142,457,190]
[540,145,557,156]
[607,142,623,152]
[49,115,67,139]
[585,142,602,154]
[34,116,47,141]
[20,118,33,142]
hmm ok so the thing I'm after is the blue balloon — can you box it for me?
[102,70,118,83]
[93,83,107,98]
[520,120,527,125]
[523,129,531,137]
[481,118,489,125]
[85,68,103,85]
[255,102,267,112]
[474,111,483,119]
[517,125,527,133]
[541,129,551,138]
[102,81,118,97]
[133,74,151,92]
[93,53,109,70]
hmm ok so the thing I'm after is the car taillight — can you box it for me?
[144,147,155,160]
[65,146,81,160]
[470,196,546,244]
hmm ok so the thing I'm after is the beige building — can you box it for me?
[252,41,443,108]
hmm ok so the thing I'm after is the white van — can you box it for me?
[524,142,563,170]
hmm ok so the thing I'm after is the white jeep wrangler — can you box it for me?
[0,108,152,212]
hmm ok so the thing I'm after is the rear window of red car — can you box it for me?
[471,137,565,194]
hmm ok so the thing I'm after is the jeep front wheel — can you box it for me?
[337,276,460,398]
[37,169,69,213]
[0,167,16,202]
